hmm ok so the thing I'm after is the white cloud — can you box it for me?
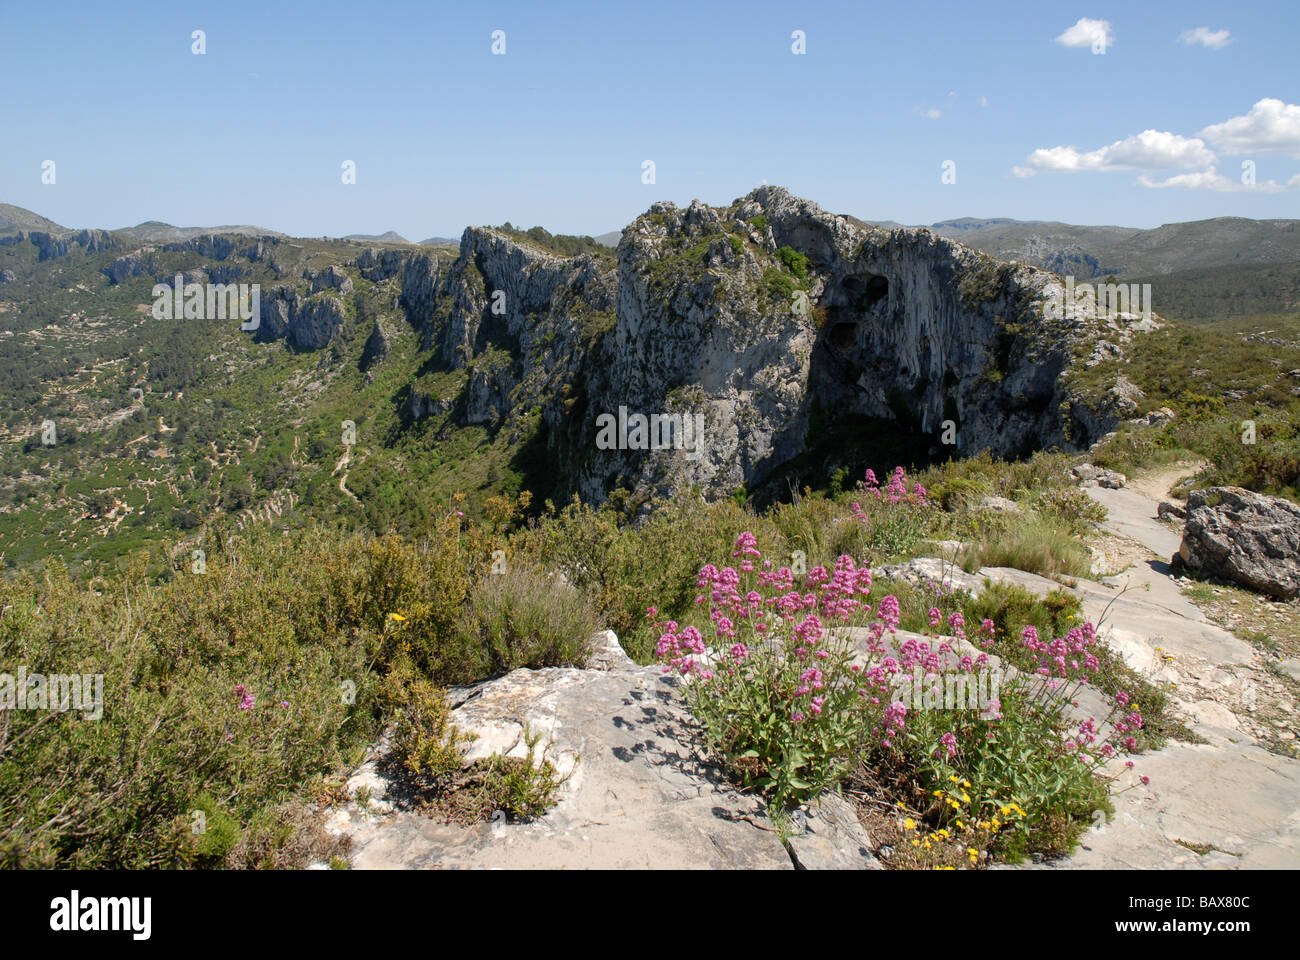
[978,95,989,108]
[1055,18,1113,51]
[1200,98,1300,156]
[1138,166,1299,192]
[1178,27,1231,49]
[924,108,942,119]
[1013,129,1217,177]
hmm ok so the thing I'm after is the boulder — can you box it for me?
[1157,501,1186,522]
[308,264,355,296]
[1073,463,1126,489]
[1178,487,1300,600]
[975,495,1021,514]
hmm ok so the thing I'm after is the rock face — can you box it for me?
[308,264,354,296]
[397,186,1149,505]
[356,247,406,282]
[26,229,117,261]
[785,792,882,870]
[257,286,347,350]
[332,634,796,870]
[1178,487,1300,599]
[361,315,399,370]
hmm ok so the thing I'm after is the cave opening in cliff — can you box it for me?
[842,272,889,311]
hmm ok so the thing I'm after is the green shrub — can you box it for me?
[776,245,809,280]
[452,565,598,677]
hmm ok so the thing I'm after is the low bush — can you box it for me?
[452,565,599,678]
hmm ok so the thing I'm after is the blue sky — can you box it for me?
[2,0,1297,238]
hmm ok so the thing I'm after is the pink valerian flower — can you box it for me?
[645,606,658,619]
[883,700,908,734]
[938,732,958,758]
[878,595,901,630]
[1140,775,1150,786]
[656,623,706,676]
[732,532,761,559]
[235,684,255,711]
[799,667,825,691]
[793,614,823,646]
[928,607,942,628]
[729,642,749,663]
[810,696,825,716]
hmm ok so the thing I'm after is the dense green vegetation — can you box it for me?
[1070,311,1300,500]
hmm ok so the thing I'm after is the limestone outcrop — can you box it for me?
[396,186,1152,505]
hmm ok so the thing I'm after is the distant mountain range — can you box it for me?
[4,201,1297,318]
[116,221,289,242]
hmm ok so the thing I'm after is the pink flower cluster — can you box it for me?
[853,466,928,508]
[234,684,255,711]
[1020,623,1101,683]
[655,622,707,676]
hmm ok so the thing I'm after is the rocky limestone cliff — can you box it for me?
[25,228,118,261]
[257,285,348,350]
[392,186,1146,504]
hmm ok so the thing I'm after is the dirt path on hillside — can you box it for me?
[1124,460,1209,504]
[334,446,360,504]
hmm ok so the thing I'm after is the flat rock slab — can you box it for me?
[785,792,882,870]
[1017,740,1300,869]
[1084,484,1183,559]
[335,665,793,870]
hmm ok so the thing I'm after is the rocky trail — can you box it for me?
[321,469,1300,870]
[1003,471,1300,868]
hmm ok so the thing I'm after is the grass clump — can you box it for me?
[959,513,1094,579]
